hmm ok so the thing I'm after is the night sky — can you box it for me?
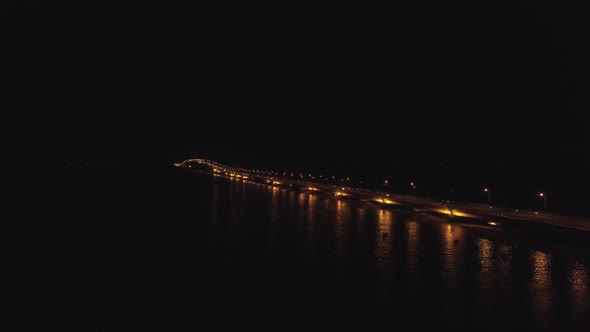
[8,1,590,213]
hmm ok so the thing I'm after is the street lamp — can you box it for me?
[410,182,416,193]
[483,188,490,206]
[539,192,546,211]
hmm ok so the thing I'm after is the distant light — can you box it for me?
[488,221,498,226]
[539,193,544,197]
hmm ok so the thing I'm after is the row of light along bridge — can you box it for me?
[174,158,590,233]
[173,159,506,225]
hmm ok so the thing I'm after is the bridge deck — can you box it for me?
[176,159,590,232]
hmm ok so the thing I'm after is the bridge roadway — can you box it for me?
[175,159,590,232]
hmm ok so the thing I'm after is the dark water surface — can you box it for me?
[14,166,590,331]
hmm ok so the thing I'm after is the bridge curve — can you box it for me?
[174,158,590,233]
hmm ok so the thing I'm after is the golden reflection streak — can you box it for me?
[476,238,495,293]
[307,194,316,223]
[334,199,345,259]
[377,209,393,257]
[271,186,279,223]
[298,192,306,219]
[406,220,419,269]
[530,250,552,313]
[442,224,464,285]
[336,200,344,219]
[241,178,247,200]
[376,209,393,262]
[375,209,394,298]
[477,238,493,273]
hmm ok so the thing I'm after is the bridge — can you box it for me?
[175,159,590,233]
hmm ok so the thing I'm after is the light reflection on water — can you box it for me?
[333,199,348,260]
[270,186,279,223]
[266,186,280,253]
[376,209,393,261]
[442,224,464,285]
[531,250,553,314]
[375,209,393,298]
[477,238,494,293]
[297,192,306,221]
[406,220,419,270]
[209,176,590,330]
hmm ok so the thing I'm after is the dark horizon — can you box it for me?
[9,1,590,214]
